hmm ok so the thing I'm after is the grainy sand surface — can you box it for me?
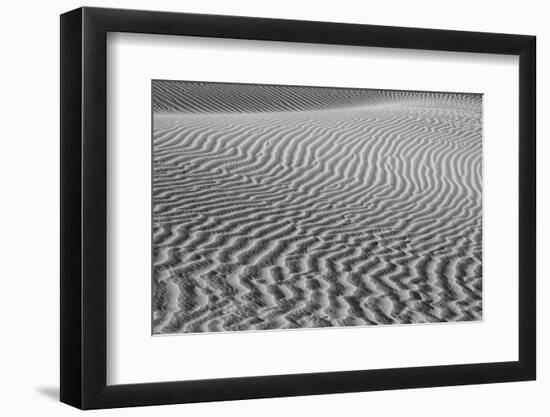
[152,81,482,334]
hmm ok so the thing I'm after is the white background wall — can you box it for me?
[0,0,545,415]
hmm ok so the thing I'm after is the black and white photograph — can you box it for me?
[152,81,483,335]
[53,4,537,411]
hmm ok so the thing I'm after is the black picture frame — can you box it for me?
[60,6,536,410]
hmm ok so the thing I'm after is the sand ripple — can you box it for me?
[152,81,482,334]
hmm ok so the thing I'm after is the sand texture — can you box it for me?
[152,81,483,334]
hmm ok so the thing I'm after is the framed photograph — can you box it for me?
[60,6,536,410]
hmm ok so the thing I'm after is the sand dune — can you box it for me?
[152,81,482,334]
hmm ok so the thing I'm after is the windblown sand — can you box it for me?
[152,81,482,334]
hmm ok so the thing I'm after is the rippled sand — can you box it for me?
[152,81,482,334]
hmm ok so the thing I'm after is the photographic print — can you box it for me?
[61,8,536,407]
[151,81,483,335]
